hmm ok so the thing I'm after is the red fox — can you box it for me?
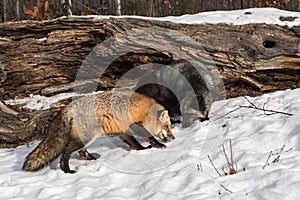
[22,90,174,173]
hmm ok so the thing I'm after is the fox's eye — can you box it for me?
[164,125,170,130]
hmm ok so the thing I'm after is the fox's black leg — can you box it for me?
[120,134,152,150]
[78,148,99,160]
[60,140,84,173]
[146,136,166,149]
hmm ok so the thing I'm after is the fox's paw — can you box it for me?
[152,142,166,149]
[78,149,100,160]
[85,153,99,160]
[143,144,153,149]
[63,169,76,174]
[146,136,167,149]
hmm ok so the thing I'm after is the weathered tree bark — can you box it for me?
[0,17,299,147]
[0,100,59,148]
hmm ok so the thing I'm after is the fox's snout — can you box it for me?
[158,128,175,143]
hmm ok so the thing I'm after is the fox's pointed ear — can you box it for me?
[159,110,169,122]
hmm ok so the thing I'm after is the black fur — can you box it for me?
[135,60,212,127]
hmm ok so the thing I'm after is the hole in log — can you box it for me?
[263,40,276,49]
[279,16,298,22]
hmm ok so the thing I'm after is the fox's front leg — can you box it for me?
[120,134,152,150]
[146,136,166,149]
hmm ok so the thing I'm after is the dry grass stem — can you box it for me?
[262,151,273,169]
[208,155,222,177]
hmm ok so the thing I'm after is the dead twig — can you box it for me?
[222,139,237,175]
[242,96,293,116]
[273,145,285,155]
[230,139,234,169]
[241,105,293,116]
[208,155,222,177]
[197,163,202,171]
[229,140,237,174]
[221,167,227,176]
[278,144,285,153]
[272,155,280,163]
[207,140,238,176]
[222,144,232,169]
[220,184,233,193]
[212,96,292,122]
[262,97,270,115]
[262,151,273,169]
[211,107,242,121]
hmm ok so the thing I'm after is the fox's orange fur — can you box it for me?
[23,90,174,173]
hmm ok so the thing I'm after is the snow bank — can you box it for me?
[76,7,300,27]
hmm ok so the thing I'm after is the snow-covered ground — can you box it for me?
[1,88,300,199]
[1,8,300,200]
[77,7,300,27]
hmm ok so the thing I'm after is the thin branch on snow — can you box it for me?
[272,155,280,163]
[222,144,232,170]
[241,96,293,116]
[221,167,227,175]
[211,107,242,121]
[220,184,233,193]
[230,139,234,168]
[222,139,237,175]
[207,140,237,177]
[208,155,222,177]
[262,151,273,169]
[273,144,285,155]
[213,96,293,121]
[197,163,202,171]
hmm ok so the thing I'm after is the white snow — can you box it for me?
[5,92,81,110]
[1,88,300,199]
[0,37,9,41]
[5,91,103,110]
[36,37,48,42]
[75,7,300,27]
[161,7,300,27]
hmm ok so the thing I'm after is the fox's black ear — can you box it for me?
[159,110,169,122]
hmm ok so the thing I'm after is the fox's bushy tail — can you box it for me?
[22,111,72,171]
